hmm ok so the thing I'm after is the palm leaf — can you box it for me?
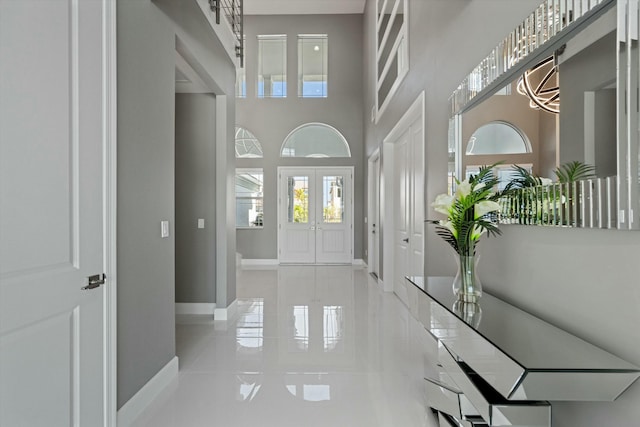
[554,161,596,183]
[503,165,543,193]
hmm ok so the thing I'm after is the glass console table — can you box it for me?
[404,276,640,427]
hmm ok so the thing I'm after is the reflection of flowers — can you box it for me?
[431,165,502,256]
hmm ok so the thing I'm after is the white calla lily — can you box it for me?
[439,220,457,238]
[432,193,454,215]
[473,182,486,192]
[455,180,472,198]
[474,200,501,219]
[471,224,487,240]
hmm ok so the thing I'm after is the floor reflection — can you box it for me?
[133,266,437,427]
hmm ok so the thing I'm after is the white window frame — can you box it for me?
[375,0,409,123]
[257,34,287,98]
[298,34,328,98]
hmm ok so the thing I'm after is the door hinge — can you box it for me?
[82,273,106,290]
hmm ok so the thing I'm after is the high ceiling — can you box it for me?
[243,0,366,15]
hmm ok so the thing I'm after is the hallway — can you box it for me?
[131,266,436,427]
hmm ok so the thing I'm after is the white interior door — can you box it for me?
[368,154,381,278]
[279,168,353,264]
[392,116,424,306]
[393,132,411,305]
[0,1,108,425]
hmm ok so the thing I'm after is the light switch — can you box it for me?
[198,218,205,229]
[161,220,170,238]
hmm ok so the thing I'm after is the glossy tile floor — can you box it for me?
[132,266,439,427]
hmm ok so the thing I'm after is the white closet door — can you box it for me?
[0,0,108,425]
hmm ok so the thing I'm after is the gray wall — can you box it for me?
[236,14,365,260]
[363,0,640,426]
[175,93,217,303]
[117,0,235,408]
[559,31,616,168]
[117,0,176,408]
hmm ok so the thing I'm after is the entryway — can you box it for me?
[278,167,354,264]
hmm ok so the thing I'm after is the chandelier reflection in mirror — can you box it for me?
[517,55,560,114]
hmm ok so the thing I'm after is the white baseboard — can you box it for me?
[241,258,279,266]
[117,356,179,427]
[352,259,367,267]
[175,303,216,315]
[214,299,238,321]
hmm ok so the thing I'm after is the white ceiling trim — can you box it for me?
[244,0,366,15]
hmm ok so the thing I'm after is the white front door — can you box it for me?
[279,168,353,264]
[392,117,424,306]
[0,1,109,425]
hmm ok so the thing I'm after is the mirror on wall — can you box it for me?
[448,0,640,230]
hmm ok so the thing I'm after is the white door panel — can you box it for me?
[392,116,424,305]
[279,168,353,264]
[393,133,411,305]
[316,169,352,264]
[279,171,315,263]
[0,0,106,425]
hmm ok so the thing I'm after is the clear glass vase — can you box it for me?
[453,254,482,303]
[452,300,483,328]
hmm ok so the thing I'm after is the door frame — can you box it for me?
[367,149,381,281]
[381,91,425,294]
[104,1,118,425]
[277,166,355,264]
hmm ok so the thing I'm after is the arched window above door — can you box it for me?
[280,123,351,158]
[235,126,263,158]
[466,121,531,155]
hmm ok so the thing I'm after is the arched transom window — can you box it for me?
[466,121,531,155]
[281,123,351,158]
[235,127,263,158]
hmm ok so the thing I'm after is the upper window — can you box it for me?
[298,35,328,98]
[235,127,263,158]
[375,0,409,121]
[466,121,531,155]
[281,123,351,158]
[258,35,287,98]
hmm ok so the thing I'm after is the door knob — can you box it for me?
[402,238,409,243]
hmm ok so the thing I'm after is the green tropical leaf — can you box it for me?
[503,165,543,193]
[554,161,596,183]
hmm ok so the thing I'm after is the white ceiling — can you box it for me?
[243,0,366,15]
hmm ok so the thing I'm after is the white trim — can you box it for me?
[382,91,425,295]
[352,259,367,267]
[214,299,238,321]
[280,123,351,158]
[103,0,118,425]
[367,148,381,278]
[117,357,179,427]
[175,303,216,316]
[241,259,279,266]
